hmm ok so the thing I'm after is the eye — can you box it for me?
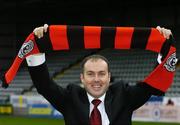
[99,72,106,76]
[86,72,94,76]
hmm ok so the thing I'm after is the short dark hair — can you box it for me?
[81,54,110,73]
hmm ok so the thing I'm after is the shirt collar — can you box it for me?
[87,92,106,104]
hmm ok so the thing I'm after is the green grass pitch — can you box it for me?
[0,116,180,125]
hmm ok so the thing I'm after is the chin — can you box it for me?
[92,92,103,98]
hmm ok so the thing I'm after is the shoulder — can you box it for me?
[109,80,129,92]
[110,81,164,96]
[110,80,129,87]
[66,83,83,90]
[65,83,85,94]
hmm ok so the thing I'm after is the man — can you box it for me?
[26,25,172,125]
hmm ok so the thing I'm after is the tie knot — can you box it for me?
[92,99,101,107]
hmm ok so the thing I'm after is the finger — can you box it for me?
[43,24,48,33]
[156,26,162,34]
[39,27,44,38]
[161,27,167,38]
[34,27,42,38]
[156,26,161,30]
[33,28,38,36]
[163,29,172,39]
[35,28,42,39]
[35,28,40,38]
[164,30,170,39]
[160,27,169,39]
[166,29,172,39]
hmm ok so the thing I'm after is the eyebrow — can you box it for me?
[86,70,107,73]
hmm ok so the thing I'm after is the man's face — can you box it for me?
[80,59,111,98]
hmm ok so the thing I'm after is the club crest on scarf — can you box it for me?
[164,53,178,72]
[18,40,34,59]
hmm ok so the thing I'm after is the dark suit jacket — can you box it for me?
[28,62,163,125]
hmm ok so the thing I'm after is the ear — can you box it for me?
[80,73,84,83]
[108,72,111,82]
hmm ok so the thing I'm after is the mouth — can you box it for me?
[92,85,102,91]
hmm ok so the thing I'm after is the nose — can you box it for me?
[94,75,100,82]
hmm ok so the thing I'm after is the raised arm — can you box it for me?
[117,27,174,110]
[26,53,66,112]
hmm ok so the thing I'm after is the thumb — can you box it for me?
[43,24,48,33]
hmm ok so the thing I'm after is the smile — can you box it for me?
[92,85,101,90]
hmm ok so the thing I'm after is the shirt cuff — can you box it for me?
[26,53,45,66]
[157,53,162,64]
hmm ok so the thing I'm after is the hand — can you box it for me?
[33,24,48,39]
[156,26,175,64]
[156,26,172,39]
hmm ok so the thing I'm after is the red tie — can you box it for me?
[90,99,102,125]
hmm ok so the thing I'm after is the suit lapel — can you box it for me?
[81,89,91,125]
[105,89,113,123]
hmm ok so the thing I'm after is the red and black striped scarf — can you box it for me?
[1,25,178,92]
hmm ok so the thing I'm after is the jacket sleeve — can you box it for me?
[28,61,67,113]
[123,82,164,111]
